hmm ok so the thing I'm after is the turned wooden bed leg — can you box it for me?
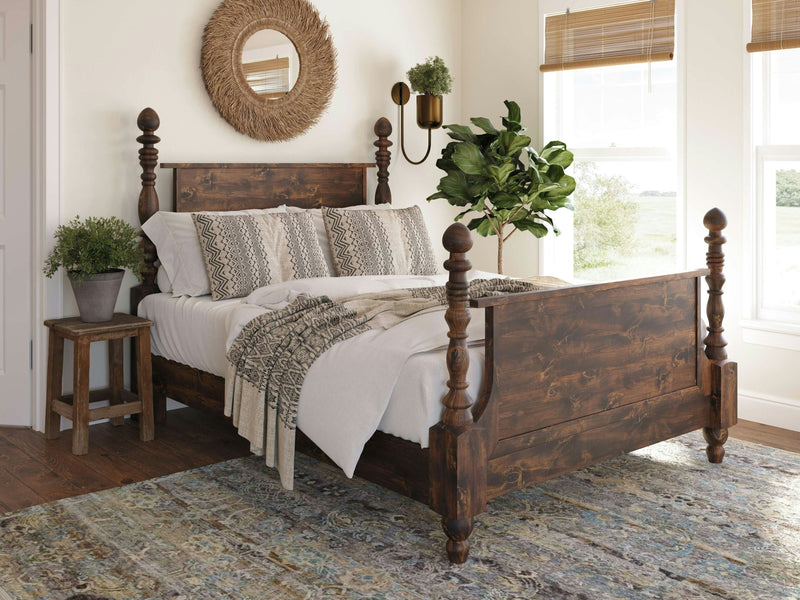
[703,427,729,463]
[374,118,392,205]
[153,383,168,424]
[442,517,473,562]
[702,208,737,463]
[429,223,487,564]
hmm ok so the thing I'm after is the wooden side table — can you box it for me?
[44,313,155,455]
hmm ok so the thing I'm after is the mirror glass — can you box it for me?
[241,29,300,99]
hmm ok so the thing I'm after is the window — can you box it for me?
[242,57,291,98]
[540,0,680,283]
[751,48,800,324]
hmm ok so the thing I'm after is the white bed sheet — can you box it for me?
[138,290,484,453]
[138,293,263,377]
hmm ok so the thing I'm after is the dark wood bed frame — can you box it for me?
[131,107,737,564]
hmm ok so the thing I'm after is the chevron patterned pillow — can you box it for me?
[322,205,438,277]
[192,212,330,300]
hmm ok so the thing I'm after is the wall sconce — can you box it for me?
[391,82,443,165]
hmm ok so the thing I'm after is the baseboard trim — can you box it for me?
[738,390,800,433]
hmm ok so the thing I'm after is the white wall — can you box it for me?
[54,0,462,398]
[683,0,800,431]
[461,0,799,430]
[461,0,542,275]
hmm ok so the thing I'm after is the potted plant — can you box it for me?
[428,100,576,274]
[407,56,453,129]
[44,216,144,322]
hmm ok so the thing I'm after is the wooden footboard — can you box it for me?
[478,272,710,497]
[431,209,738,563]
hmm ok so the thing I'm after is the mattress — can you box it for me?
[138,292,484,451]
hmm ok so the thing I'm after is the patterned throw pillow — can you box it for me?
[322,205,438,277]
[192,212,329,300]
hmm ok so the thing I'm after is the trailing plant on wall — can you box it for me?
[44,216,144,283]
[428,100,575,274]
[407,56,453,96]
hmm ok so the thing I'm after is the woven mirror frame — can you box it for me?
[201,0,337,142]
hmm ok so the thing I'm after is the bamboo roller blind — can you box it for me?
[748,0,800,52]
[540,0,675,72]
[242,56,290,98]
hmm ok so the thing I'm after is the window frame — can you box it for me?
[747,48,800,331]
[537,0,687,280]
[242,56,291,99]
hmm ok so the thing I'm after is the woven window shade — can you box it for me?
[242,56,290,98]
[748,0,800,52]
[540,0,675,73]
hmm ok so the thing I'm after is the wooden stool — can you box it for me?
[44,313,155,455]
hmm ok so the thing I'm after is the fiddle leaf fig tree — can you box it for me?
[427,100,576,274]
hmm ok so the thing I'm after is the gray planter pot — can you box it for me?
[68,269,124,323]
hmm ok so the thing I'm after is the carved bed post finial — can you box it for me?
[137,107,161,289]
[441,222,474,429]
[374,117,392,205]
[701,207,737,464]
[703,207,727,362]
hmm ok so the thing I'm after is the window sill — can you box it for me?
[740,320,800,352]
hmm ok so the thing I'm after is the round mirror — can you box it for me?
[241,29,300,99]
[201,0,337,142]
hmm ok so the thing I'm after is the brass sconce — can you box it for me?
[391,82,443,165]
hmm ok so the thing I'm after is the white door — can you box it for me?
[0,0,32,425]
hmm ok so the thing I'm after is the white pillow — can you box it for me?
[142,207,286,297]
[156,265,172,293]
[287,204,390,275]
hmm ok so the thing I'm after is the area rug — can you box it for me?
[0,434,798,600]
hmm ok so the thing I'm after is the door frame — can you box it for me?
[32,0,62,431]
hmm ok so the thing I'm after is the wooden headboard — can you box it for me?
[132,107,393,309]
[162,163,376,213]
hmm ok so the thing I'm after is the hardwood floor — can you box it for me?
[0,408,249,513]
[729,419,800,454]
[0,412,797,514]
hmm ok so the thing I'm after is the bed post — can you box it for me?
[135,107,161,292]
[702,208,737,463]
[374,117,392,205]
[430,222,487,564]
[132,107,166,422]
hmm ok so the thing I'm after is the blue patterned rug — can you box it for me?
[0,434,798,599]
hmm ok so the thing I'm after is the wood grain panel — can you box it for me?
[492,276,700,440]
[152,356,226,415]
[487,386,708,498]
[164,164,374,213]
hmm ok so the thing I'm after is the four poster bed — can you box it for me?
[131,107,737,564]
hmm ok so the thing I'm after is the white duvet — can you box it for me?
[220,272,495,478]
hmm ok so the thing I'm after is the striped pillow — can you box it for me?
[192,212,329,300]
[322,205,438,277]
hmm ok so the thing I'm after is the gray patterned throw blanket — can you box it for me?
[224,278,539,489]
